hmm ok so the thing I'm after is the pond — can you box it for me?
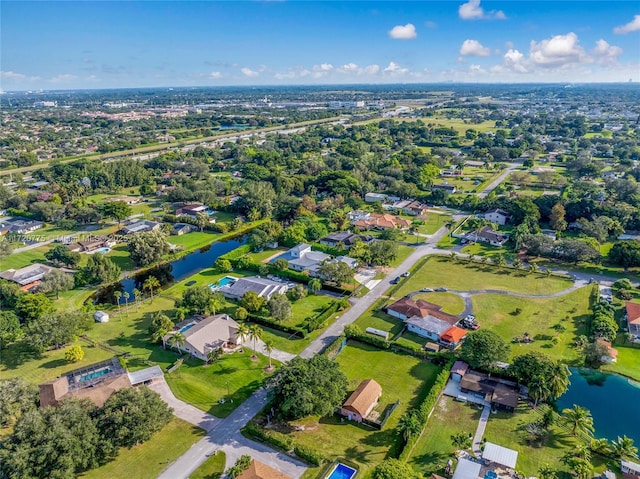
[94,237,244,303]
[556,368,640,443]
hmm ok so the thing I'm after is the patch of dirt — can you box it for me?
[436,396,448,415]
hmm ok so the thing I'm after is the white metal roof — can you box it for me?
[482,442,519,469]
[452,458,482,479]
[127,366,163,385]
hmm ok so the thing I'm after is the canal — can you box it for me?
[556,368,640,444]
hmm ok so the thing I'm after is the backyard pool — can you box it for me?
[79,367,112,383]
[179,323,196,333]
[218,276,238,287]
[326,463,357,479]
[96,247,111,254]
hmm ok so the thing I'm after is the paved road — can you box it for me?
[478,162,520,198]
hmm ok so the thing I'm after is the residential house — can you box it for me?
[163,314,242,361]
[286,244,331,275]
[0,263,54,291]
[236,460,292,479]
[405,315,453,342]
[625,302,640,340]
[459,370,519,412]
[105,196,141,205]
[119,220,161,235]
[621,460,640,478]
[387,297,463,345]
[482,442,518,469]
[94,311,110,323]
[171,223,197,236]
[38,358,162,408]
[67,236,115,253]
[402,200,430,217]
[365,192,399,203]
[0,217,44,234]
[465,226,510,247]
[353,213,411,231]
[483,208,511,226]
[219,276,289,301]
[439,326,468,350]
[431,184,457,194]
[335,255,358,269]
[452,458,482,479]
[347,210,371,223]
[339,379,382,423]
[175,202,215,222]
[595,338,618,364]
[319,231,372,248]
[450,361,469,382]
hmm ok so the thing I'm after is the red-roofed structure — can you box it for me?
[625,302,640,339]
[440,326,468,349]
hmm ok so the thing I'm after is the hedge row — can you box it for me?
[219,244,253,260]
[309,242,349,257]
[242,421,325,467]
[397,362,453,461]
[322,334,346,358]
[306,301,341,332]
[344,324,391,349]
[247,313,307,338]
[242,421,294,451]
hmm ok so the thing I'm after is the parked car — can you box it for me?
[390,276,401,284]
[435,287,448,292]
[401,272,410,278]
[421,288,434,292]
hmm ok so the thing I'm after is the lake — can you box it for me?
[94,237,244,303]
[556,368,640,444]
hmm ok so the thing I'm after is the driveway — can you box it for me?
[477,162,520,198]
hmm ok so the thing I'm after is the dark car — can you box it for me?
[390,276,401,284]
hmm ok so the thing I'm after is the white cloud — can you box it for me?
[49,74,78,83]
[337,63,360,74]
[458,0,506,20]
[529,32,587,67]
[364,64,381,75]
[424,20,438,29]
[1,70,28,80]
[460,39,491,56]
[383,61,409,75]
[388,23,417,40]
[613,14,640,34]
[240,67,259,78]
[210,71,222,79]
[592,39,623,65]
[500,49,529,73]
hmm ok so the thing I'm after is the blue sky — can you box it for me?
[1,1,639,90]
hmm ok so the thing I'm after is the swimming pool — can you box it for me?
[326,463,357,479]
[79,367,112,382]
[218,276,238,287]
[179,323,196,333]
[96,247,111,254]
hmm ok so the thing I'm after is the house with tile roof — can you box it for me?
[353,213,411,231]
[340,379,382,423]
[162,314,242,361]
[237,460,292,479]
[0,263,54,291]
[625,302,640,340]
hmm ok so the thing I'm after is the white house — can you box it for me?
[219,276,288,301]
[163,314,242,361]
[287,244,331,274]
[483,209,511,226]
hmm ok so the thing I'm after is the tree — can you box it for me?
[143,275,160,301]
[451,432,473,450]
[268,293,292,322]
[372,459,418,479]
[208,291,225,316]
[65,345,85,362]
[44,244,81,268]
[25,312,91,352]
[128,230,171,267]
[308,278,322,294]
[0,279,23,309]
[419,163,440,189]
[268,355,348,419]
[0,239,12,260]
[461,329,510,369]
[235,306,248,320]
[287,283,307,301]
[538,464,558,479]
[248,324,263,359]
[398,411,422,442]
[178,285,214,314]
[82,253,121,285]
[214,258,232,273]
[195,212,209,232]
[611,435,638,460]
[149,312,174,343]
[133,288,141,310]
[609,240,640,271]
[15,293,54,323]
[0,378,38,428]
[273,258,289,271]
[122,291,130,314]
[263,338,275,369]
[97,200,132,224]
[509,352,570,403]
[369,240,399,266]
[236,322,250,346]
[0,311,23,361]
[550,203,567,232]
[99,387,172,448]
[240,291,264,313]
[207,347,223,364]
[561,405,594,437]
[39,269,74,300]
[317,261,353,285]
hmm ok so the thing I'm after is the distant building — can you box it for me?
[431,184,457,194]
[483,209,511,226]
[353,213,411,231]
[625,302,640,341]
[33,101,57,108]
[175,202,215,222]
[94,311,110,323]
[68,236,115,253]
[119,220,160,235]
[171,223,197,236]
[319,231,369,248]
[339,379,382,423]
[0,263,54,291]
[465,226,509,247]
[0,217,44,234]
[365,192,399,203]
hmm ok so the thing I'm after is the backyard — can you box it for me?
[273,342,442,477]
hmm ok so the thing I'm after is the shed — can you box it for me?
[94,311,110,323]
[451,361,469,382]
[482,442,518,469]
[452,458,482,479]
[340,379,382,423]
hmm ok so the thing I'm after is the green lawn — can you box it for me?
[79,419,205,479]
[105,244,136,271]
[165,352,276,418]
[189,452,226,479]
[280,342,441,477]
[408,396,482,476]
[411,292,466,315]
[390,244,415,268]
[1,245,52,269]
[472,287,591,362]
[394,257,572,297]
[602,340,640,382]
[168,231,222,249]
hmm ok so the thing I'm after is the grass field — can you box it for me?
[79,419,205,479]
[411,292,466,315]
[1,245,52,269]
[472,287,591,362]
[279,342,441,477]
[394,257,572,297]
[165,352,275,417]
[602,340,640,381]
[189,451,226,479]
[408,396,482,476]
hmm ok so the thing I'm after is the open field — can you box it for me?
[189,451,226,479]
[603,341,640,381]
[411,292,466,315]
[394,257,572,297]
[1,244,52,269]
[79,418,205,479]
[408,396,482,476]
[278,342,441,477]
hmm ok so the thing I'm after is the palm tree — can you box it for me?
[248,324,263,360]
[133,288,141,310]
[398,411,421,442]
[263,339,275,370]
[169,332,186,353]
[538,464,557,479]
[236,323,250,348]
[207,347,223,364]
[143,276,160,302]
[561,405,594,437]
[528,263,538,275]
[611,435,638,460]
[207,291,224,316]
[589,438,612,456]
[569,458,592,479]
[308,278,322,294]
[114,291,122,320]
[496,254,506,269]
[123,291,130,312]
[450,432,472,451]
[195,212,209,232]
[529,377,551,407]
[548,363,571,400]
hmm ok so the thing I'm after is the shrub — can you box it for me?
[226,454,252,479]
[293,443,325,466]
[64,345,84,363]
[242,422,294,451]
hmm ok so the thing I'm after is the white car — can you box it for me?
[421,288,434,293]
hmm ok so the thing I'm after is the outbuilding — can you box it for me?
[94,311,110,323]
